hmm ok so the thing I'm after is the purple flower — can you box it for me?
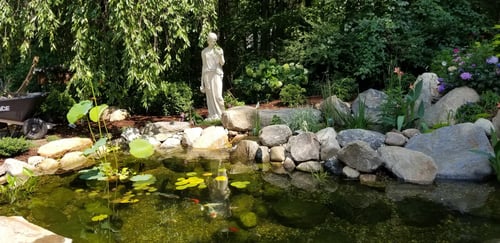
[460,72,472,80]
[471,63,476,67]
[437,82,446,93]
[438,77,444,82]
[486,56,499,64]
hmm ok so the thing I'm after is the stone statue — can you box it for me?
[200,32,225,120]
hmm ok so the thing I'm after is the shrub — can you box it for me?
[233,58,308,103]
[279,84,306,107]
[39,89,76,123]
[431,42,500,95]
[0,137,33,157]
[285,108,323,132]
[321,77,358,102]
[455,91,500,123]
[379,67,425,131]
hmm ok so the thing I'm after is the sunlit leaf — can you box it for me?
[83,137,107,156]
[67,100,93,124]
[89,104,109,122]
[91,214,108,222]
[129,139,154,158]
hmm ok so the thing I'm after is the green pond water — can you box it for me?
[1,154,500,243]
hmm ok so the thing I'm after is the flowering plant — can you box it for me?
[431,42,500,95]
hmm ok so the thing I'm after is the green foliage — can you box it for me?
[380,77,425,131]
[0,168,37,204]
[431,43,500,94]
[341,99,374,130]
[281,0,492,89]
[0,137,33,157]
[39,89,76,123]
[455,91,500,123]
[321,77,358,102]
[0,0,217,111]
[279,84,306,107]
[233,59,308,103]
[144,81,193,116]
[224,91,245,108]
[270,115,284,125]
[286,108,323,132]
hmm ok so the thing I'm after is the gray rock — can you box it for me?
[316,127,341,160]
[384,131,408,146]
[405,123,493,180]
[423,86,479,126]
[379,146,437,184]
[337,129,386,150]
[259,125,292,147]
[230,140,260,164]
[352,89,387,123]
[337,141,383,172]
[221,106,257,132]
[286,132,320,162]
[295,161,323,173]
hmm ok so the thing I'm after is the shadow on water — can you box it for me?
[1,155,500,243]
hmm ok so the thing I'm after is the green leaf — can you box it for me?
[66,100,93,124]
[89,104,109,122]
[83,138,107,156]
[396,115,405,131]
[129,139,154,158]
[130,174,154,182]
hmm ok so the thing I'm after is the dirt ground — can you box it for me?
[8,96,323,162]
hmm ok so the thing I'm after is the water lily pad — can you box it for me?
[129,138,154,158]
[175,185,189,190]
[215,176,228,181]
[230,181,251,189]
[202,172,213,177]
[186,172,197,177]
[130,174,154,182]
[91,214,108,222]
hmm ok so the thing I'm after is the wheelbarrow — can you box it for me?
[0,92,52,139]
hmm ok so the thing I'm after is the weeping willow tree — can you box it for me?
[0,0,217,109]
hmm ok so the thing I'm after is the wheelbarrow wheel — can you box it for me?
[23,118,48,139]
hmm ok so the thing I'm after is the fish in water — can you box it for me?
[153,192,180,199]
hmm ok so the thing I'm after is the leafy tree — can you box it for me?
[0,0,217,113]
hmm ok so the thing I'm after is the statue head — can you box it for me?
[207,32,218,47]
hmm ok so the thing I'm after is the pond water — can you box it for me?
[1,154,500,243]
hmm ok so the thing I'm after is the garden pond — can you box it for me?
[1,151,500,243]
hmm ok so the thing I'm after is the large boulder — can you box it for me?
[351,89,387,123]
[405,123,493,180]
[221,106,257,132]
[379,146,437,184]
[337,129,385,150]
[286,132,320,162]
[423,86,479,126]
[259,125,292,147]
[0,216,72,242]
[192,126,229,150]
[37,137,93,158]
[337,141,383,173]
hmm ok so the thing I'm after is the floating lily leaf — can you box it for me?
[129,138,154,158]
[186,172,197,177]
[91,214,108,222]
[175,180,189,186]
[67,100,93,124]
[202,172,213,177]
[89,104,109,122]
[215,176,228,181]
[230,181,251,189]
[198,183,207,189]
[175,185,188,190]
[130,174,154,182]
[79,167,107,180]
[83,137,107,156]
